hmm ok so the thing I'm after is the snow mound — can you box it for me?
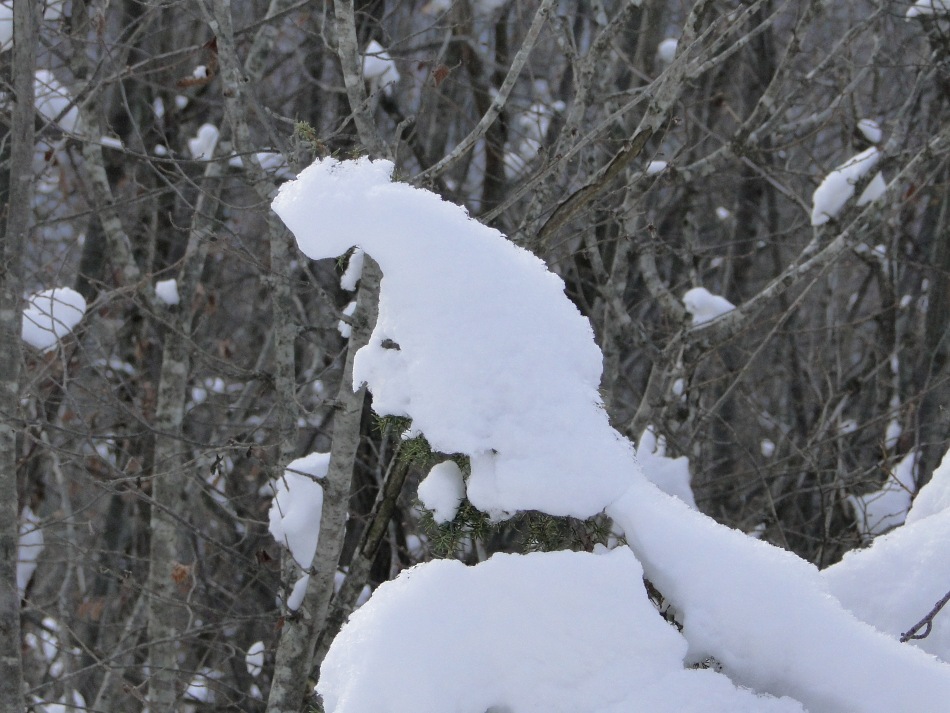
[319,549,806,713]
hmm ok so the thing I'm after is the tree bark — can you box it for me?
[0,3,36,712]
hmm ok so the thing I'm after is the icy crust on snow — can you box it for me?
[823,450,950,662]
[319,549,805,713]
[609,480,950,713]
[273,157,633,518]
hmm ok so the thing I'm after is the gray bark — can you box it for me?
[0,3,37,711]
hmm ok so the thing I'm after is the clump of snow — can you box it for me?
[188,123,219,160]
[228,151,295,180]
[18,507,44,597]
[320,549,805,713]
[906,0,950,17]
[273,158,634,519]
[636,427,696,509]
[657,37,678,63]
[155,278,180,306]
[848,452,917,538]
[646,160,668,174]
[857,118,882,144]
[362,40,400,95]
[337,301,357,338]
[192,65,208,79]
[22,287,86,352]
[0,3,11,53]
[760,439,776,458]
[715,206,731,221]
[418,460,466,523]
[268,452,329,609]
[811,148,883,226]
[341,248,365,291]
[246,641,265,677]
[682,287,735,325]
[34,70,80,134]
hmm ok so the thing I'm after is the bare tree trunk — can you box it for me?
[266,259,381,713]
[0,3,36,711]
[146,157,224,711]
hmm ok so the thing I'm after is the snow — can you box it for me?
[155,278,180,306]
[646,160,668,174]
[192,65,208,79]
[228,151,295,180]
[22,287,86,352]
[824,445,950,662]
[906,0,950,17]
[760,438,776,457]
[337,300,356,338]
[636,426,696,509]
[418,460,466,523]
[715,206,731,220]
[319,549,805,713]
[341,248,365,291]
[362,40,400,94]
[657,37,679,63]
[34,70,80,134]
[188,123,219,160]
[268,452,329,609]
[275,158,950,713]
[0,3,11,54]
[246,641,265,677]
[273,158,634,519]
[811,147,882,226]
[857,118,882,143]
[609,479,950,713]
[18,507,44,597]
[682,287,735,325]
[848,451,917,538]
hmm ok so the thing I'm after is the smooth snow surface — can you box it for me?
[637,426,696,509]
[682,287,735,325]
[319,550,805,713]
[155,278,180,306]
[418,460,466,523]
[811,148,881,225]
[22,287,86,352]
[273,158,634,518]
[646,160,668,174]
